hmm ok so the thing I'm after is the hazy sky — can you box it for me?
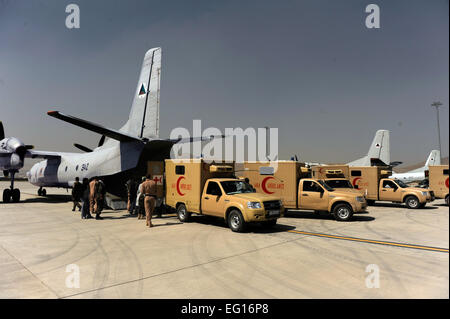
[0,0,448,166]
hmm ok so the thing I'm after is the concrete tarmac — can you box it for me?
[0,181,448,299]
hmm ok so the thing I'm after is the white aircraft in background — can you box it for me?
[390,150,441,183]
[26,47,220,198]
[301,129,397,168]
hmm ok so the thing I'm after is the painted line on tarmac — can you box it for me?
[287,230,449,253]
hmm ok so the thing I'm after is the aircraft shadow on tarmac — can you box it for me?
[284,210,376,222]
[188,215,296,233]
[20,194,72,204]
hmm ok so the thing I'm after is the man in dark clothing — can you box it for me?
[94,178,106,220]
[72,177,83,211]
[126,178,138,216]
[81,178,92,219]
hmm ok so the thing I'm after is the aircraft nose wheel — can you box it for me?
[38,188,47,196]
[2,188,20,203]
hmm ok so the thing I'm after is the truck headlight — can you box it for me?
[421,191,428,196]
[356,196,365,203]
[247,201,262,209]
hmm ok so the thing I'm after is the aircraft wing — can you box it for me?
[25,150,63,159]
[47,111,142,143]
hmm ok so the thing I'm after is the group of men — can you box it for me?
[71,174,157,227]
[126,175,157,228]
[71,176,106,220]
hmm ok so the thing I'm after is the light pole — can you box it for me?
[431,101,443,162]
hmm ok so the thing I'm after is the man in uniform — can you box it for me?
[141,175,157,228]
[126,178,138,216]
[72,177,83,211]
[94,178,106,220]
[89,177,97,216]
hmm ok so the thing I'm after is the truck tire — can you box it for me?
[228,209,246,232]
[177,204,191,222]
[445,195,449,206]
[333,203,353,222]
[405,196,420,209]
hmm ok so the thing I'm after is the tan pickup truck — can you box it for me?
[165,159,284,232]
[425,165,449,205]
[311,165,364,195]
[242,161,367,221]
[349,166,434,208]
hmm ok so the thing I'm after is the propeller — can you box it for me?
[0,121,4,140]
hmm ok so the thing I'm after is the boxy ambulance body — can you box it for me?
[425,165,449,205]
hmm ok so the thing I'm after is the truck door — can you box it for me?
[201,181,226,217]
[299,180,329,211]
[380,179,401,201]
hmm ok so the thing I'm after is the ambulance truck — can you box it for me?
[311,165,364,195]
[425,165,449,205]
[165,159,284,232]
[349,166,434,208]
[242,161,367,221]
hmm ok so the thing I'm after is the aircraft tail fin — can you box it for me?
[121,47,162,139]
[425,150,440,167]
[347,130,390,166]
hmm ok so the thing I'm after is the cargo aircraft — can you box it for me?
[390,150,441,183]
[26,48,219,198]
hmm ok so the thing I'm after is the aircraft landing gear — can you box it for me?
[2,170,20,203]
[38,187,47,196]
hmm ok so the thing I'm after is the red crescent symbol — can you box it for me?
[352,177,361,190]
[445,177,449,189]
[261,177,275,194]
[176,176,185,196]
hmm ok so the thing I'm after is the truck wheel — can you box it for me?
[228,209,246,232]
[445,195,449,206]
[333,204,353,222]
[405,196,419,209]
[177,204,191,222]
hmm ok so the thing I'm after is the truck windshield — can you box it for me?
[394,179,408,188]
[220,181,256,195]
[325,179,353,189]
[317,180,334,191]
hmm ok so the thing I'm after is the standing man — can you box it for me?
[89,177,97,216]
[72,177,83,212]
[141,175,157,228]
[94,178,106,220]
[81,178,92,219]
[126,178,138,216]
[136,176,146,219]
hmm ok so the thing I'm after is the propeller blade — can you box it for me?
[0,121,4,140]
[98,135,105,147]
[74,143,93,153]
